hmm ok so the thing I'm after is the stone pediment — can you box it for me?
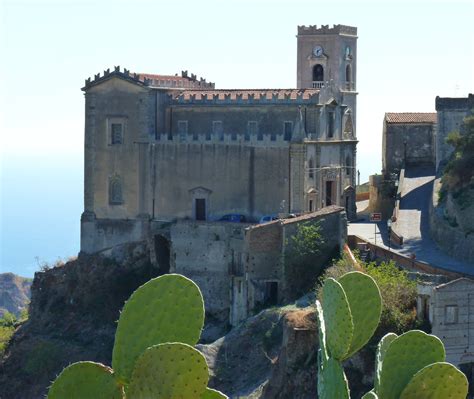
[189,186,212,195]
[82,66,151,92]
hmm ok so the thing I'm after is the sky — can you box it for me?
[1,0,473,277]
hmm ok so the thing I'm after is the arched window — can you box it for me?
[345,155,352,176]
[109,177,123,205]
[343,110,353,138]
[345,64,351,83]
[313,64,324,82]
[308,158,314,178]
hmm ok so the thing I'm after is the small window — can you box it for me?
[248,121,258,140]
[345,64,352,83]
[309,199,314,212]
[111,123,123,144]
[109,177,123,205]
[212,121,223,141]
[346,155,351,176]
[178,120,188,141]
[327,111,335,138]
[445,305,458,324]
[284,121,293,141]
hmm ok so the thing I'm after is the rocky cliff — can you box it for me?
[0,273,32,317]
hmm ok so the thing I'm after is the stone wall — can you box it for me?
[170,221,247,321]
[435,94,474,170]
[80,214,149,254]
[429,179,474,264]
[382,121,435,174]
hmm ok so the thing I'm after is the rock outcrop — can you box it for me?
[0,273,32,317]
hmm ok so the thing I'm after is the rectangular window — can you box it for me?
[212,121,223,141]
[178,120,188,141]
[327,111,335,138]
[284,121,293,141]
[445,305,458,324]
[111,123,123,144]
[248,121,258,140]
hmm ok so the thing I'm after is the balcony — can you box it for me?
[312,81,324,89]
[344,81,356,91]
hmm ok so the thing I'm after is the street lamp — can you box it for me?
[387,219,392,251]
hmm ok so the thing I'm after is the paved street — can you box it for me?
[349,167,474,276]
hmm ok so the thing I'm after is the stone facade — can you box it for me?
[168,207,346,326]
[80,25,358,254]
[382,113,437,174]
[418,278,474,367]
[435,94,474,170]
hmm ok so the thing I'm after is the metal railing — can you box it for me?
[312,81,324,89]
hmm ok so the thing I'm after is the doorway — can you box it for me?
[460,363,474,398]
[325,181,334,206]
[264,282,278,306]
[154,235,170,274]
[195,198,206,221]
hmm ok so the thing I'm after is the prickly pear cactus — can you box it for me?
[374,332,397,393]
[338,272,382,358]
[321,278,353,360]
[201,387,229,399]
[318,357,350,399]
[400,362,468,399]
[377,330,445,399]
[128,343,209,399]
[112,274,205,385]
[47,361,123,399]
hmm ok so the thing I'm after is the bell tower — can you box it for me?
[296,24,357,91]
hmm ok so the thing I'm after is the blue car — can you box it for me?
[219,214,247,223]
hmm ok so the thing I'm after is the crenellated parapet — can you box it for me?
[82,66,151,91]
[171,89,320,105]
[297,24,357,36]
[82,66,215,91]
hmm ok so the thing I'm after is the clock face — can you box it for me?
[313,45,323,57]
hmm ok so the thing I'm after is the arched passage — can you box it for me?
[154,234,170,274]
[313,64,324,81]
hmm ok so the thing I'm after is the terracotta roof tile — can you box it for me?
[385,113,437,124]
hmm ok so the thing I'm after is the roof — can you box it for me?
[172,88,320,101]
[385,113,437,124]
[434,277,474,290]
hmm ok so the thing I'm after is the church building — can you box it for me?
[80,24,358,254]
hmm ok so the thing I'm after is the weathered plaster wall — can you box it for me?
[80,215,149,254]
[170,221,246,320]
[152,143,290,222]
[382,122,435,173]
[430,279,474,366]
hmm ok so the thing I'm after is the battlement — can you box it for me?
[170,88,320,105]
[82,66,215,91]
[435,94,474,111]
[297,24,357,36]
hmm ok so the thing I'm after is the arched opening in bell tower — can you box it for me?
[312,64,324,82]
[345,64,352,90]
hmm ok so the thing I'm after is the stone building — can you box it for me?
[435,94,474,170]
[382,113,437,174]
[80,24,359,254]
[382,94,473,175]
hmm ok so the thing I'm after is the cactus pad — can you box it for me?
[322,278,353,360]
[400,362,468,399]
[47,361,123,399]
[338,272,382,358]
[316,300,328,365]
[112,274,205,384]
[361,390,378,399]
[201,387,229,398]
[318,357,350,399]
[374,332,397,392]
[378,330,445,399]
[128,343,209,399]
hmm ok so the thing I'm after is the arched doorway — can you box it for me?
[154,235,170,274]
[460,363,474,398]
[313,64,324,82]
